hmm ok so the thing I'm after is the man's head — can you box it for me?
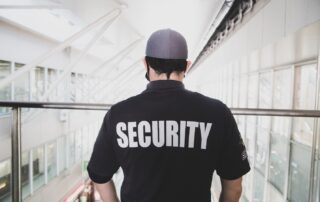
[144,29,192,81]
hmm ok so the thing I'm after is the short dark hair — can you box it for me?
[145,56,187,78]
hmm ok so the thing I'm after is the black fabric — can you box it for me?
[87,80,250,202]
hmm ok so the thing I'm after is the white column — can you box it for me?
[29,68,33,101]
[28,150,33,195]
[10,62,15,100]
[65,135,69,169]
[44,67,48,93]
[44,144,48,184]
[56,138,60,176]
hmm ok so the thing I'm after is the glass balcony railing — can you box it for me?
[0,101,319,202]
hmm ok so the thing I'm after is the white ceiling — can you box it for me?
[0,0,227,102]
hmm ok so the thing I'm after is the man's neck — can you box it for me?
[149,73,184,82]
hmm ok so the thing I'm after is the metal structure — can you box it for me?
[0,101,320,201]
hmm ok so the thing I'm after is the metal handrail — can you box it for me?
[0,101,112,110]
[1,101,320,117]
[1,101,320,202]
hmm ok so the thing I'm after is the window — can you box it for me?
[21,152,30,199]
[288,142,312,202]
[48,68,57,100]
[247,74,258,108]
[269,117,290,194]
[69,132,76,166]
[268,68,293,194]
[75,130,82,162]
[294,64,317,110]
[292,64,317,146]
[47,143,57,182]
[258,71,273,108]
[57,137,66,174]
[273,68,293,109]
[0,60,11,114]
[239,75,248,108]
[232,64,240,107]
[14,63,29,101]
[255,116,270,175]
[0,159,11,202]
[33,146,45,191]
[245,116,256,165]
[31,67,45,100]
[253,171,265,202]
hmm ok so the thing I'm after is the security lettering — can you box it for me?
[116,121,212,149]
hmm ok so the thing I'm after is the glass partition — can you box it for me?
[33,146,45,192]
[0,159,11,202]
[47,142,57,182]
[14,63,29,101]
[0,60,11,114]
[21,152,30,199]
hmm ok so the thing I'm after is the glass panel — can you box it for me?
[265,182,285,202]
[31,67,45,100]
[21,152,30,199]
[256,116,270,175]
[48,68,57,100]
[269,116,290,194]
[14,63,29,101]
[0,60,11,114]
[0,159,11,202]
[268,68,293,194]
[292,117,314,147]
[236,115,246,137]
[293,64,317,146]
[247,74,258,108]
[294,64,317,110]
[82,127,89,157]
[69,132,75,166]
[75,130,82,162]
[243,167,254,202]
[70,73,76,102]
[288,142,312,202]
[239,75,248,108]
[253,171,265,202]
[232,64,240,107]
[259,71,273,108]
[245,116,256,166]
[33,146,45,191]
[47,143,57,181]
[273,68,293,109]
[57,137,66,173]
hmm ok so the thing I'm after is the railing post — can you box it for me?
[11,107,22,202]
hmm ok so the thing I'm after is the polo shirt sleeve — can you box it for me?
[87,109,120,184]
[216,105,250,180]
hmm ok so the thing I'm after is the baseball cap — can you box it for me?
[146,29,188,60]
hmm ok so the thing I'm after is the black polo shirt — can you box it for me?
[87,80,250,202]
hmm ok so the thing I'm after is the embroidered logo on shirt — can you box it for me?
[241,150,248,161]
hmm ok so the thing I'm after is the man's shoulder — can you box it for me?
[109,93,145,112]
[110,89,228,114]
[185,89,227,108]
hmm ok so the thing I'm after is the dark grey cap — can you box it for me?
[146,29,188,59]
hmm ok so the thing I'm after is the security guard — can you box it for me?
[87,29,250,202]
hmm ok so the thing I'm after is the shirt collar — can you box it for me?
[145,80,185,92]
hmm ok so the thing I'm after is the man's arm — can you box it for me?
[219,177,242,202]
[94,180,119,202]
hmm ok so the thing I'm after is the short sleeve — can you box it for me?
[216,105,250,180]
[87,109,120,183]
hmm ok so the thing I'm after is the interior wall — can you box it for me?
[186,0,320,89]
[0,20,103,73]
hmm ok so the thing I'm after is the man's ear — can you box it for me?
[142,57,148,71]
[185,60,192,73]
